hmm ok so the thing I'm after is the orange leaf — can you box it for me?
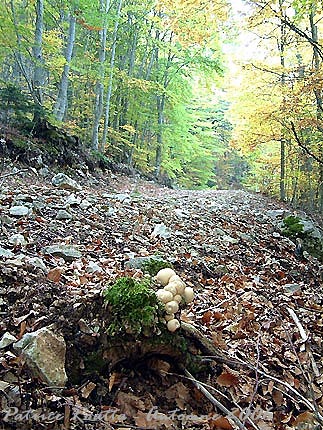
[209,416,234,430]
[202,311,212,325]
[216,371,239,387]
[47,267,63,283]
[293,411,315,426]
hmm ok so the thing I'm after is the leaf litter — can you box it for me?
[0,166,322,429]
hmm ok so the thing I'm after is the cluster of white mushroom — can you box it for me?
[155,268,194,332]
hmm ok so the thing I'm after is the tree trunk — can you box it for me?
[279,0,286,201]
[101,0,123,150]
[309,6,323,212]
[32,0,45,123]
[155,94,165,178]
[91,0,110,151]
[53,13,76,122]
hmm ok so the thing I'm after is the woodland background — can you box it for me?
[1,0,323,213]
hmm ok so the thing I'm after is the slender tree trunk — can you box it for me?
[309,6,323,212]
[92,0,110,151]
[155,93,165,178]
[279,0,286,201]
[154,33,173,179]
[32,0,45,123]
[101,0,123,150]
[53,14,76,121]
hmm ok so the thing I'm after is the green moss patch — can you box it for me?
[103,277,164,337]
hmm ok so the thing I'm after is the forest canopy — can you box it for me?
[2,0,323,212]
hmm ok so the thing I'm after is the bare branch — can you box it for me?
[290,122,323,165]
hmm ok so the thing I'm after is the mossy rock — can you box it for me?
[103,277,164,337]
[282,215,304,237]
[125,256,173,276]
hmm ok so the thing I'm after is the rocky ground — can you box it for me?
[0,164,322,430]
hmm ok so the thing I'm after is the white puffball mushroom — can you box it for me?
[173,294,182,303]
[156,268,176,286]
[169,274,182,283]
[167,319,181,332]
[156,289,173,304]
[164,284,178,295]
[165,300,179,314]
[164,313,175,322]
[184,287,194,303]
[168,280,185,295]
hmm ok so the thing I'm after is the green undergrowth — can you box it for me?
[282,215,304,236]
[141,258,174,276]
[283,215,323,261]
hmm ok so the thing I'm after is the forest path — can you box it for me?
[0,168,322,430]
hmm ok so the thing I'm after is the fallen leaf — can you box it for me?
[293,411,316,427]
[80,381,96,399]
[47,267,63,283]
[202,310,212,325]
[216,371,239,387]
[209,415,234,430]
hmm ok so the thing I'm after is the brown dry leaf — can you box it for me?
[80,381,96,399]
[212,331,227,349]
[134,410,173,429]
[79,275,88,285]
[213,311,224,321]
[116,391,145,416]
[216,371,239,387]
[202,310,212,325]
[148,358,171,375]
[19,320,27,339]
[272,389,284,407]
[47,267,63,283]
[108,372,123,392]
[209,415,234,430]
[165,382,190,410]
[293,411,316,427]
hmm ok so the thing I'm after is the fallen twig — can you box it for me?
[0,168,29,179]
[286,307,308,342]
[181,367,249,430]
[203,354,323,424]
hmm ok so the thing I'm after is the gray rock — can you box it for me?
[283,283,302,294]
[14,327,67,386]
[300,219,322,240]
[56,210,73,220]
[26,257,48,273]
[151,223,172,239]
[125,256,164,270]
[9,234,27,246]
[14,194,33,203]
[39,166,50,177]
[80,199,91,210]
[52,173,82,192]
[0,247,14,258]
[65,194,81,207]
[102,193,131,202]
[0,215,14,225]
[267,209,289,219]
[33,198,46,211]
[0,332,17,349]
[86,261,102,274]
[9,206,30,217]
[42,244,82,261]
